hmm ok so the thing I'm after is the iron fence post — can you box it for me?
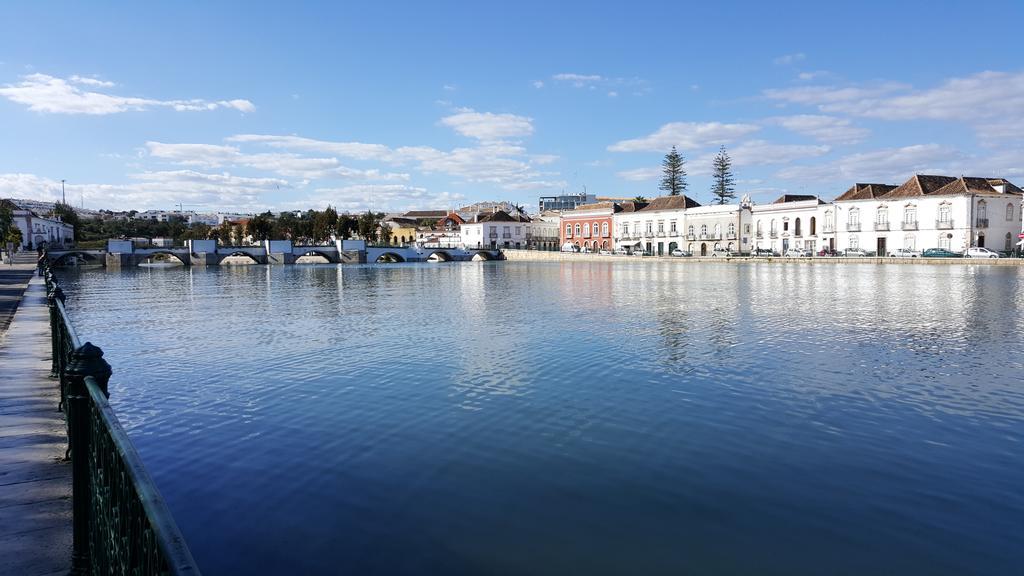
[65,342,113,575]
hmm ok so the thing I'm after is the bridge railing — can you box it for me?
[40,255,201,576]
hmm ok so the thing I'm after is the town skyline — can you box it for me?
[1,1,1022,213]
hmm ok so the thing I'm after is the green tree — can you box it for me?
[377,213,392,245]
[312,206,338,243]
[49,201,81,230]
[180,223,212,241]
[659,146,687,196]
[248,211,275,241]
[357,211,378,242]
[0,200,13,245]
[217,220,235,246]
[710,146,736,205]
[336,214,357,240]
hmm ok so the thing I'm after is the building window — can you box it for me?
[646,222,653,234]
[938,204,951,223]
[623,223,629,235]
[783,220,789,232]
[688,225,694,237]
[515,226,521,235]
[743,223,750,234]
[977,200,987,220]
[593,222,600,236]
[849,208,860,225]
[700,224,708,237]
[574,223,581,236]
[727,223,735,237]
[670,221,677,233]
[583,223,590,237]
[602,222,609,237]
[1007,203,1015,221]
[770,219,777,233]
[904,234,915,250]
[714,224,721,238]
[1006,232,1013,251]
[939,234,950,250]
[904,205,917,223]
[565,224,571,237]
[876,207,888,224]
[657,221,664,233]
[756,221,763,234]
[850,236,859,249]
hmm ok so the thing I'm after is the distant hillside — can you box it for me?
[2,198,103,219]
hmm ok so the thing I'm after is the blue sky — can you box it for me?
[1,1,1022,212]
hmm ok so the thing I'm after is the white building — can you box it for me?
[751,195,830,254]
[527,211,561,250]
[833,176,1023,255]
[461,210,531,249]
[11,209,75,249]
[613,196,696,255]
[682,202,754,256]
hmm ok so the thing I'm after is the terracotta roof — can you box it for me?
[834,183,897,201]
[771,194,822,204]
[616,200,647,213]
[987,178,1024,195]
[637,195,701,212]
[882,175,1004,199]
[402,210,448,219]
[473,210,531,223]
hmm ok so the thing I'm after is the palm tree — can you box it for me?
[633,195,647,203]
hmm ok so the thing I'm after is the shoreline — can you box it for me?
[501,249,1024,266]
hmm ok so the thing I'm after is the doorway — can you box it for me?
[700,243,707,256]
[876,237,886,256]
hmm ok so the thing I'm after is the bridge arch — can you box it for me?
[375,252,406,263]
[295,250,332,264]
[427,250,452,262]
[140,250,188,265]
[223,251,259,264]
[50,251,101,266]
[471,251,493,261]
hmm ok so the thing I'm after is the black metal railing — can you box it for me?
[40,256,201,576]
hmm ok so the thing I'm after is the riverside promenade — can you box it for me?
[0,260,72,575]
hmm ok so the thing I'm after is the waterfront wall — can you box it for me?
[501,249,1024,266]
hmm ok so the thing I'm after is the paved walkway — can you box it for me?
[0,270,72,575]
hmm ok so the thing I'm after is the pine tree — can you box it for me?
[659,146,687,196]
[710,146,736,205]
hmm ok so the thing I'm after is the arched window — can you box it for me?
[565,224,572,237]
[809,216,816,235]
[1006,232,1013,251]
[848,208,859,225]
[756,220,763,234]
[602,222,609,236]
[574,223,581,236]
[583,223,590,237]
[700,224,708,237]
[938,203,951,223]
[875,206,888,224]
[824,210,833,230]
[594,222,601,236]
[688,225,694,237]
[714,223,721,238]
[728,223,736,237]
[938,234,950,250]
[770,219,777,234]
[1007,203,1015,221]
[977,200,987,220]
[794,218,802,236]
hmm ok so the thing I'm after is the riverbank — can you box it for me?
[502,249,1024,265]
[0,273,72,575]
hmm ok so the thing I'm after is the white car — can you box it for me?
[631,250,645,256]
[965,247,1000,259]
[784,248,812,257]
[710,248,733,258]
[844,248,869,257]
[614,248,628,255]
[598,249,612,256]
[670,249,690,257]
[889,248,921,258]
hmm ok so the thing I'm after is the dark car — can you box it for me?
[753,247,778,256]
[922,248,961,258]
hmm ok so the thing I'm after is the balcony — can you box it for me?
[699,234,709,240]
[976,218,989,228]
[656,231,666,237]
[823,225,835,233]
[769,231,779,238]
[503,233,512,239]
[846,222,861,232]
[874,222,889,231]
[489,233,498,238]
[901,220,918,230]
[936,219,954,229]
[686,234,696,241]
[726,233,737,240]
[755,232,763,239]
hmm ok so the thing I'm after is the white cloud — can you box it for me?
[69,75,114,88]
[688,140,831,176]
[0,73,255,115]
[617,167,661,181]
[775,144,962,183]
[440,108,534,141]
[773,53,806,66]
[294,184,466,213]
[607,91,618,98]
[226,134,393,161]
[442,84,457,91]
[532,80,544,89]
[608,121,761,152]
[767,114,869,144]
[552,73,604,87]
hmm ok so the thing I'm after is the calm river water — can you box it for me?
[57,261,1023,575]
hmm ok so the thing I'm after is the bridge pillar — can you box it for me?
[339,250,365,264]
[190,253,221,266]
[267,252,296,265]
[105,252,131,268]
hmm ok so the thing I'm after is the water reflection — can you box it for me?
[56,262,1024,575]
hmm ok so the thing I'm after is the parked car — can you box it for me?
[631,249,645,256]
[922,248,961,258]
[670,249,691,257]
[817,248,839,257]
[785,248,813,257]
[614,247,629,255]
[598,249,612,255]
[965,247,1000,259]
[844,248,869,257]
[888,248,921,258]
[710,248,733,258]
[753,247,778,257]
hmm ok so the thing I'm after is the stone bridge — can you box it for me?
[45,239,502,267]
